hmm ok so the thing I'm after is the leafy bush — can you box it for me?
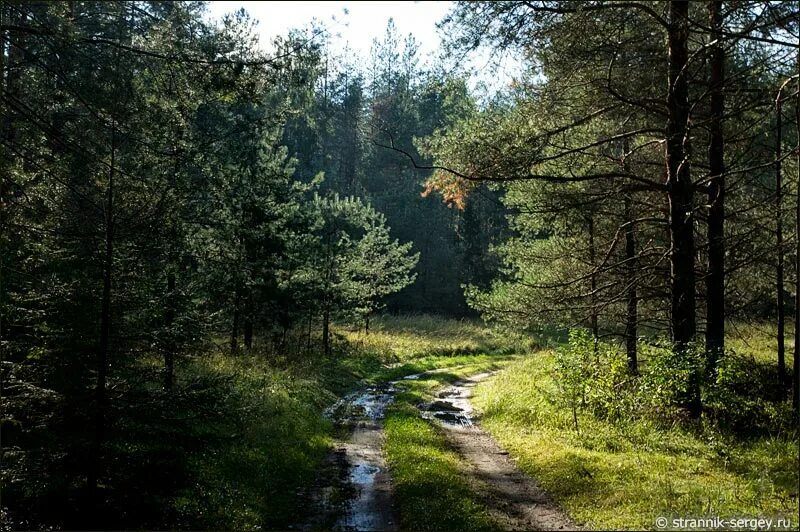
[552,331,592,429]
[704,352,796,435]
[552,330,634,429]
[638,340,706,421]
[551,329,797,438]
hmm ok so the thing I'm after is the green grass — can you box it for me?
[15,313,794,530]
[338,314,528,360]
[727,321,796,366]
[322,314,525,391]
[472,353,800,531]
[383,359,517,531]
[164,314,521,530]
[136,316,797,530]
[384,403,496,531]
[168,353,336,530]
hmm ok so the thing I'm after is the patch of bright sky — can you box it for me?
[205,1,521,94]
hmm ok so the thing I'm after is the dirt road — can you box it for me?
[301,370,577,531]
[424,372,579,531]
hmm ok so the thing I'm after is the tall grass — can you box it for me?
[727,321,796,366]
[167,353,335,530]
[336,314,528,361]
[472,353,800,530]
[163,314,521,529]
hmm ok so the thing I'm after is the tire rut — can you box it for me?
[299,368,578,531]
[422,372,580,531]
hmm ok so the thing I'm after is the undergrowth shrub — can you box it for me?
[553,330,634,430]
[704,352,796,435]
[638,340,706,421]
[552,330,797,437]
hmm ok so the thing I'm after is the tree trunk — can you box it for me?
[705,0,726,370]
[306,308,313,353]
[667,0,700,417]
[243,290,253,350]
[164,272,175,391]
[365,313,370,333]
[624,193,638,374]
[230,286,241,354]
[588,216,599,343]
[90,125,115,493]
[777,90,786,400]
[322,308,330,356]
[794,71,800,416]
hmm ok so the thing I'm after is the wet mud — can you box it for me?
[301,383,400,531]
[427,372,579,531]
[300,370,577,531]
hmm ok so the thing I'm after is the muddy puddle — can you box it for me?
[417,371,497,427]
[304,382,403,531]
[300,370,507,531]
[325,383,397,424]
[418,383,478,427]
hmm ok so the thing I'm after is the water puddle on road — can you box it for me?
[303,371,490,531]
[418,377,487,428]
[310,382,403,531]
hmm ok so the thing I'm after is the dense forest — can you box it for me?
[1,1,798,531]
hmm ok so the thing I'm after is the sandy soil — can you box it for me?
[427,372,580,531]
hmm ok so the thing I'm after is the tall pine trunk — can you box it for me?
[90,125,115,493]
[588,216,599,343]
[624,192,638,374]
[243,290,253,350]
[705,0,726,369]
[306,309,313,353]
[794,71,800,415]
[164,272,175,391]
[230,286,241,354]
[776,88,786,400]
[667,0,700,417]
[322,308,330,356]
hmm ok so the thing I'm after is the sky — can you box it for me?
[206,1,452,59]
[205,1,520,91]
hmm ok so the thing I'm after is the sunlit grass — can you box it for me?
[727,321,796,366]
[130,315,799,530]
[328,313,525,390]
[337,313,528,361]
[472,354,800,531]
[150,316,798,530]
[384,403,496,531]
[384,363,522,531]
